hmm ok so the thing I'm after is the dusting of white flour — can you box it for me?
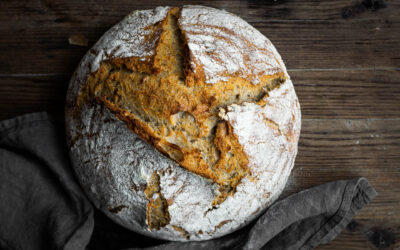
[179,5,285,84]
[66,5,301,241]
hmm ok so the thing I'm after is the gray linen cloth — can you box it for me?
[0,112,377,250]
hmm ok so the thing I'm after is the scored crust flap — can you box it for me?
[77,7,289,206]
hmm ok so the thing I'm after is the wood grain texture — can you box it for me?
[0,0,399,74]
[284,118,400,249]
[0,75,69,120]
[291,70,400,119]
[0,0,399,249]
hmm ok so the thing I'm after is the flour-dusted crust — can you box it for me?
[66,6,172,106]
[66,5,301,241]
[180,5,286,84]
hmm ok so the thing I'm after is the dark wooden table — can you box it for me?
[1,0,399,249]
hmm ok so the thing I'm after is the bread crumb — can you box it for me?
[218,107,228,120]
[69,34,89,47]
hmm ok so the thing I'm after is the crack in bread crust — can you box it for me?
[78,7,287,211]
[172,225,190,240]
[144,171,170,230]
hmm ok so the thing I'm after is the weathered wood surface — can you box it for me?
[285,118,400,249]
[1,1,399,74]
[0,0,399,249]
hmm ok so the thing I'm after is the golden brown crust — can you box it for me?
[77,7,286,207]
[67,5,301,240]
[171,225,190,239]
[144,172,170,230]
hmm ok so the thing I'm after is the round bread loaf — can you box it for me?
[66,5,301,241]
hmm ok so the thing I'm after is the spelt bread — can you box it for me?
[66,5,301,241]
